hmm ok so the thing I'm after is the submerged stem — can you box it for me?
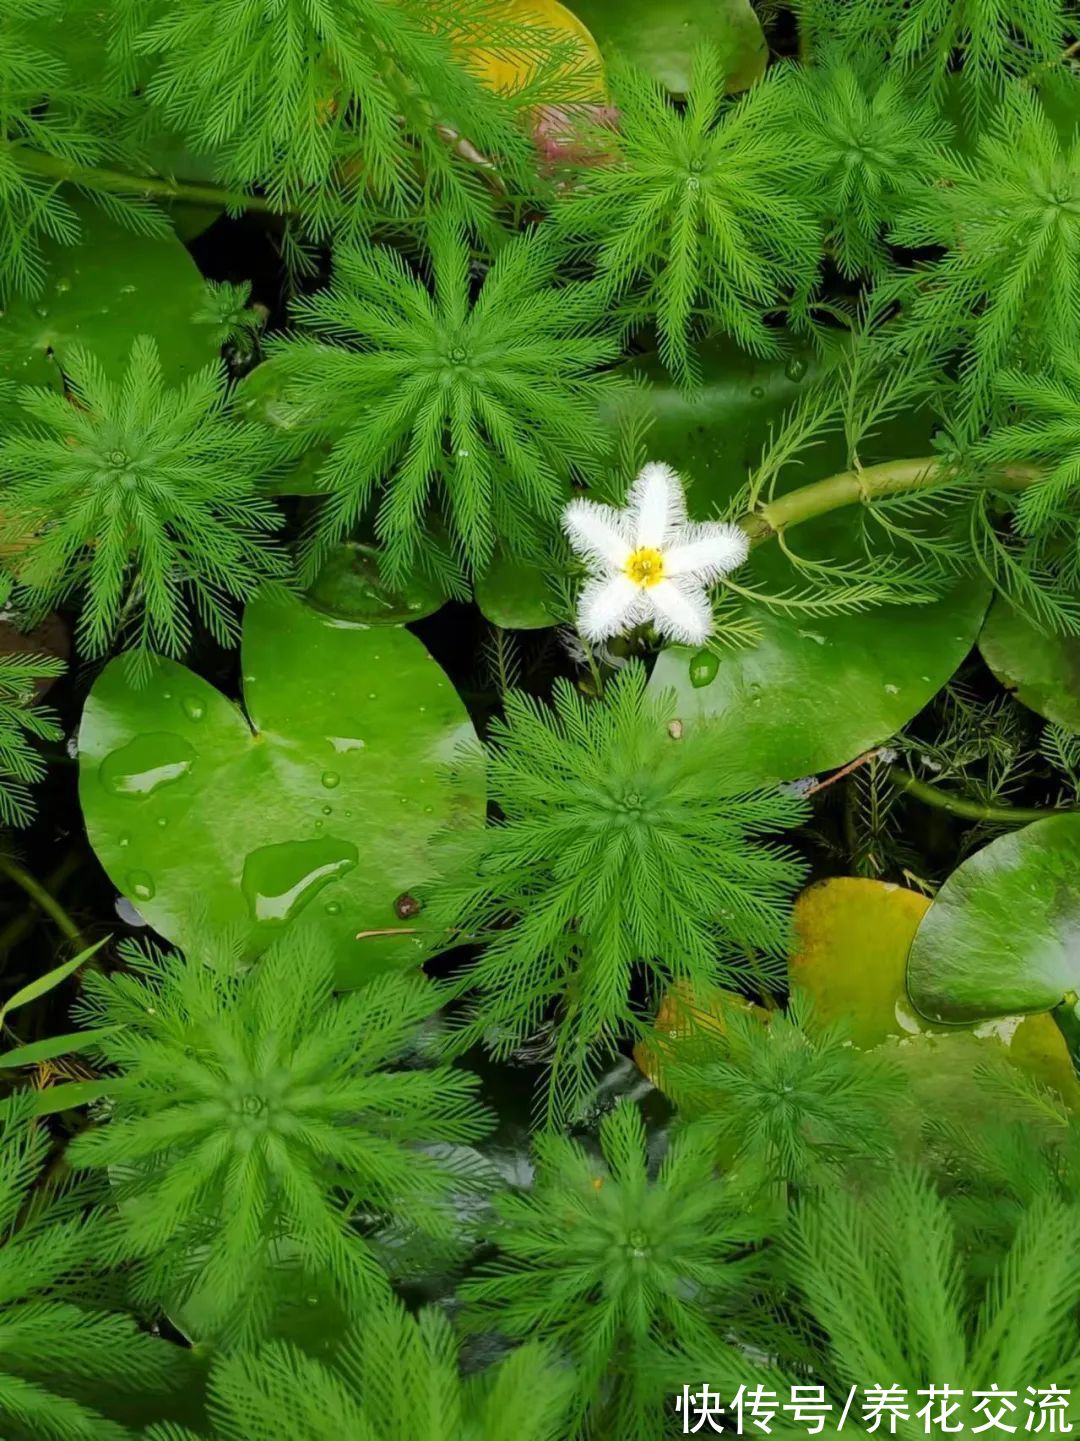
[0,855,84,947]
[887,766,1075,825]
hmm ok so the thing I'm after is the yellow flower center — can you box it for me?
[625,546,665,587]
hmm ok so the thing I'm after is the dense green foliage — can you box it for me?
[3,0,1080,1434]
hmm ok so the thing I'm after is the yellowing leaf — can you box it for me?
[790,876,1080,1110]
[634,979,768,1090]
[460,0,606,101]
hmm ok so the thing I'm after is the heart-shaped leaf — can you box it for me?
[78,590,485,985]
[907,816,1080,1022]
[628,341,990,786]
[568,0,766,95]
[0,200,220,425]
[979,597,1080,730]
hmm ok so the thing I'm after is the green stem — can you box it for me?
[14,147,283,216]
[738,459,1039,543]
[887,766,1075,825]
[0,855,84,947]
[0,851,81,954]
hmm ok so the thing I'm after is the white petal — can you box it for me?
[646,577,713,646]
[626,461,687,549]
[562,499,632,570]
[577,574,645,641]
[664,522,749,582]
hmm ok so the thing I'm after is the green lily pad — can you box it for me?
[906,815,1080,1023]
[308,543,449,625]
[568,0,766,94]
[475,549,564,630]
[629,340,990,786]
[0,199,220,421]
[233,358,331,494]
[979,598,1080,731]
[78,590,485,986]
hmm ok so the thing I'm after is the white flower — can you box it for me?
[562,461,749,646]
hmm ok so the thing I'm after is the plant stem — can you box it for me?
[0,851,82,954]
[14,148,283,216]
[739,459,1039,543]
[0,854,84,947]
[887,766,1075,825]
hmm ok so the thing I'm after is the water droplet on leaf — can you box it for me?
[127,869,156,902]
[182,696,206,721]
[320,770,340,789]
[750,385,766,400]
[327,736,364,753]
[241,836,358,925]
[784,356,808,382]
[100,733,196,797]
[689,649,719,688]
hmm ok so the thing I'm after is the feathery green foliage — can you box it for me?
[975,360,1080,575]
[0,632,64,827]
[795,0,1069,120]
[789,55,948,281]
[0,1093,178,1441]
[553,47,821,384]
[65,927,492,1349]
[0,0,166,303]
[888,86,1080,438]
[659,992,903,1190]
[145,1294,574,1441]
[270,215,623,585]
[460,1100,765,1441]
[437,662,808,1118]
[785,1166,1080,1428]
[0,337,288,660]
[105,0,573,232]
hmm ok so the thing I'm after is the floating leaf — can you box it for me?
[627,341,990,786]
[979,597,1080,730]
[568,0,766,94]
[0,200,220,423]
[791,876,1080,1108]
[309,543,448,625]
[475,548,563,630]
[464,0,607,100]
[78,591,485,985]
[907,816,1080,1022]
[790,877,934,1050]
[633,979,768,1090]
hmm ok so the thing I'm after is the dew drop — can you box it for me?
[99,733,196,797]
[320,770,341,789]
[321,804,332,815]
[324,901,342,916]
[156,816,168,828]
[688,649,719,688]
[182,696,206,722]
[55,278,71,294]
[884,683,899,695]
[118,833,130,848]
[127,869,156,902]
[750,385,766,400]
[241,836,358,925]
[784,355,808,382]
[327,736,365,753]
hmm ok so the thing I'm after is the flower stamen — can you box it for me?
[625,546,665,587]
